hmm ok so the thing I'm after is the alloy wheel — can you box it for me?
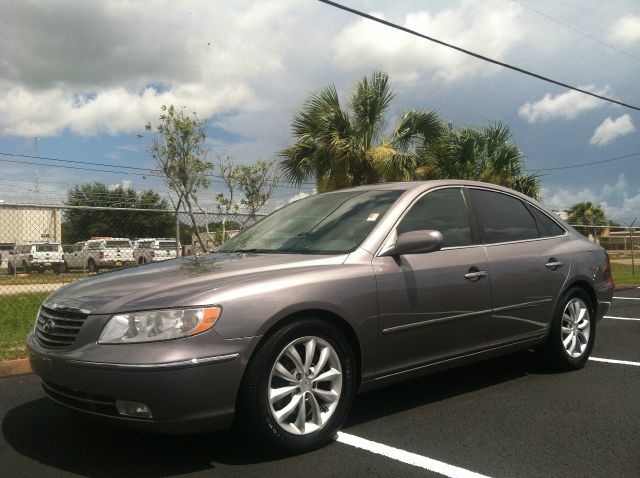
[268,336,342,435]
[561,298,591,358]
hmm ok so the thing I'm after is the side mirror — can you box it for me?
[381,230,444,256]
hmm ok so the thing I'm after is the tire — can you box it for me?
[88,259,97,273]
[22,260,32,274]
[138,258,144,265]
[237,318,356,453]
[540,287,595,371]
[7,263,14,275]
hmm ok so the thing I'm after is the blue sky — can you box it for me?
[0,0,639,219]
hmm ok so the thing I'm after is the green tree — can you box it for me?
[280,71,442,192]
[214,156,276,242]
[63,183,173,243]
[416,122,541,199]
[568,201,607,240]
[145,105,212,252]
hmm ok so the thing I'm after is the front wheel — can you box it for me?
[541,287,595,370]
[237,319,356,453]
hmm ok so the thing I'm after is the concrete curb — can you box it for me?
[0,358,31,378]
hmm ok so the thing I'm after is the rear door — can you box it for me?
[374,187,492,376]
[466,188,570,345]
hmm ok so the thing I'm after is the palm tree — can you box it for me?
[280,71,442,192]
[415,122,541,199]
[568,202,607,240]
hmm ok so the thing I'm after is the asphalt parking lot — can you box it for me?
[1,291,638,478]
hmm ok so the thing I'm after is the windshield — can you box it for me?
[219,190,402,254]
[106,240,131,249]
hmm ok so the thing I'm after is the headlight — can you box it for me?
[98,307,221,344]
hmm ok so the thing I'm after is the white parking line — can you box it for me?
[613,296,640,300]
[589,357,640,367]
[337,432,492,478]
[604,315,640,321]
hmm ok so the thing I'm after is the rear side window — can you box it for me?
[469,189,539,244]
[397,188,472,247]
[159,241,176,249]
[529,207,565,237]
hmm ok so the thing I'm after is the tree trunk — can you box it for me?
[184,195,208,252]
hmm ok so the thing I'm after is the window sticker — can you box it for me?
[367,213,380,222]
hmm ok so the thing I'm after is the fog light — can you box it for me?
[115,399,153,418]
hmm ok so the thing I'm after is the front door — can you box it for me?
[374,188,492,376]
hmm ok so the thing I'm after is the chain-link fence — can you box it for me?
[0,203,263,296]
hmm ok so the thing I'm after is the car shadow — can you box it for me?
[344,349,562,429]
[2,350,564,476]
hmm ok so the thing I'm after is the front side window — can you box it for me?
[219,190,403,254]
[397,188,472,248]
[469,189,539,243]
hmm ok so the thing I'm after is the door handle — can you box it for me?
[545,261,563,270]
[465,270,488,280]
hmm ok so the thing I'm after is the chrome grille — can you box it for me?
[35,305,88,348]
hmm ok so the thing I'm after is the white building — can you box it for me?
[0,206,62,244]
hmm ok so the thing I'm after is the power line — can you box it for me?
[0,151,318,187]
[528,152,640,172]
[512,0,640,64]
[0,152,152,171]
[316,0,640,112]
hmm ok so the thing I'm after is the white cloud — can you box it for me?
[0,0,288,137]
[517,86,611,123]
[589,114,635,146]
[609,15,640,45]
[332,1,525,84]
[542,174,640,223]
[108,179,133,191]
[0,83,255,137]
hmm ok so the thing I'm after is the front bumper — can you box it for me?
[27,331,258,433]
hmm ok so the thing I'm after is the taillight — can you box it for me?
[28,254,33,262]
[603,252,614,287]
[99,251,104,259]
[150,251,155,257]
[62,253,65,260]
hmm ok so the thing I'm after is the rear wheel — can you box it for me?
[88,259,97,273]
[7,262,14,275]
[541,287,595,370]
[237,319,356,453]
[22,260,31,274]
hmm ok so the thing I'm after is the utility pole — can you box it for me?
[630,218,637,276]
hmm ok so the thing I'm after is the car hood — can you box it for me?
[44,252,348,314]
